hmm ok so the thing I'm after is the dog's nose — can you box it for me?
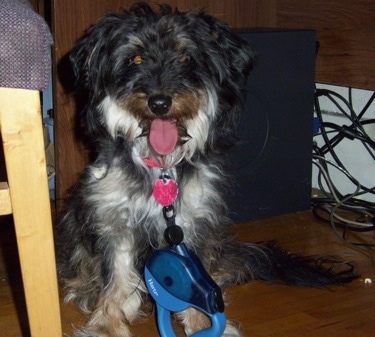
[148,95,172,116]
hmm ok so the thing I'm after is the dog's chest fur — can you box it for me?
[83,148,227,254]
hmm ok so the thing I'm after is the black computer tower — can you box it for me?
[227,30,316,222]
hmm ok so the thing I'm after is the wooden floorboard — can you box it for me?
[0,211,374,336]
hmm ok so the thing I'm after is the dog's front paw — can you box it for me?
[72,322,133,337]
[72,327,102,337]
[222,322,243,337]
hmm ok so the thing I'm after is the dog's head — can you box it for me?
[71,2,254,167]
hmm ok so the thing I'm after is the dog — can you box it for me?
[56,3,357,337]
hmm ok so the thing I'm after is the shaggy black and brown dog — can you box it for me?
[57,3,356,336]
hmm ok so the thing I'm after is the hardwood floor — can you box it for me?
[1,211,374,337]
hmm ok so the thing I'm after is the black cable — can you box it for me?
[313,86,375,256]
[314,89,375,194]
[358,92,375,120]
[311,203,375,233]
[316,88,375,141]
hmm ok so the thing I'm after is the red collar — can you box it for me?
[143,157,164,168]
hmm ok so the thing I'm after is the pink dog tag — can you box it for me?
[152,177,178,206]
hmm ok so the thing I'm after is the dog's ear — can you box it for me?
[199,14,255,84]
[70,14,123,89]
[69,14,126,142]
[195,14,255,151]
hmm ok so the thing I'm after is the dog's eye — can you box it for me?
[134,55,142,65]
[129,55,142,66]
[179,54,190,64]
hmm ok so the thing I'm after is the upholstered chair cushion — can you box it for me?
[0,0,53,91]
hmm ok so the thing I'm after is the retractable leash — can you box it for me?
[144,169,227,337]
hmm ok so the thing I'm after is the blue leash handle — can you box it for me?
[144,243,226,337]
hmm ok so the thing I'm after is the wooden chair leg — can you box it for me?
[0,88,62,337]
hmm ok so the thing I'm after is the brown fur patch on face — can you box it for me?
[123,92,149,120]
[171,91,201,120]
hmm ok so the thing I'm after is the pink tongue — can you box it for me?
[149,119,178,155]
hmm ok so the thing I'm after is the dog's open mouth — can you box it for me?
[149,118,178,155]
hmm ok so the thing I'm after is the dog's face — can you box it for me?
[71,3,254,167]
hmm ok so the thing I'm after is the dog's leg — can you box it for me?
[178,307,242,337]
[72,247,146,337]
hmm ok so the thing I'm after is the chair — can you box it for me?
[0,0,62,336]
